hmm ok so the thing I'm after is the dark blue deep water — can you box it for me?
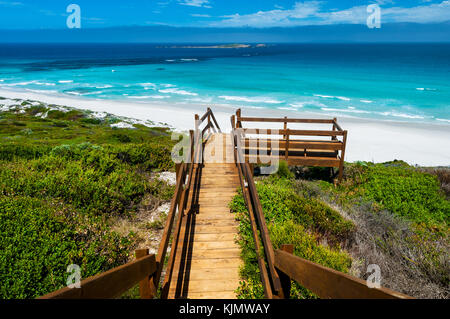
[0,43,449,124]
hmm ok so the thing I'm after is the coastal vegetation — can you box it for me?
[1,97,448,299]
[232,161,449,299]
[0,99,175,298]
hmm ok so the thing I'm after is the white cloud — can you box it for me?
[215,1,322,27]
[212,0,450,28]
[0,1,23,6]
[382,0,450,23]
[178,0,211,8]
[191,14,211,17]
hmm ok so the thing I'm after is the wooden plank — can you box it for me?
[194,219,238,227]
[242,129,344,137]
[188,258,242,269]
[274,250,412,299]
[185,241,239,250]
[193,225,238,234]
[176,248,241,259]
[195,214,236,221]
[197,209,233,216]
[238,117,335,124]
[193,233,238,242]
[244,139,344,151]
[170,280,240,293]
[184,268,240,281]
[136,249,153,299]
[244,155,341,167]
[39,255,156,299]
[187,291,237,299]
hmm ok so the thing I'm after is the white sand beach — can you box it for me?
[1,88,449,167]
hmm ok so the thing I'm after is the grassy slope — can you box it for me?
[0,103,175,298]
[230,163,355,299]
[231,161,449,299]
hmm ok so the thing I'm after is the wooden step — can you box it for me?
[197,209,233,215]
[183,267,241,281]
[170,279,240,294]
[192,233,238,242]
[183,241,238,251]
[194,219,238,227]
[167,134,243,300]
[193,225,238,234]
[195,214,236,221]
[187,291,237,299]
[176,248,241,259]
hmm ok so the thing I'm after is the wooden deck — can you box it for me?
[167,134,243,299]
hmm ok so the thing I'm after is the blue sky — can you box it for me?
[0,0,449,29]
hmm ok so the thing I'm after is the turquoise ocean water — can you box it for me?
[0,43,449,124]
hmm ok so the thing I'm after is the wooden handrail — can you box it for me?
[232,128,282,297]
[238,116,335,124]
[199,108,221,135]
[333,119,344,132]
[200,108,212,123]
[240,128,346,137]
[161,130,202,298]
[274,249,412,299]
[209,108,222,133]
[39,254,156,299]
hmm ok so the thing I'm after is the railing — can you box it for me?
[39,250,156,299]
[274,245,412,299]
[231,112,410,299]
[234,109,348,182]
[39,108,220,300]
[196,107,222,143]
[158,108,220,298]
[231,118,282,299]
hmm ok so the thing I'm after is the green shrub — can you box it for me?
[0,143,51,161]
[111,133,132,143]
[25,105,47,116]
[80,117,102,125]
[231,176,353,299]
[339,162,450,229]
[0,196,131,298]
[47,110,66,119]
[276,160,294,179]
[0,108,177,298]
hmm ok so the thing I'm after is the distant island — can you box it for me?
[168,44,267,49]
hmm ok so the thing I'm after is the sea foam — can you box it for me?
[218,95,283,104]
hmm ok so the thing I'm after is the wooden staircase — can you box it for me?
[39,108,411,301]
[167,134,243,299]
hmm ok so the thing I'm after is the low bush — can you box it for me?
[230,176,353,299]
[337,162,449,230]
[0,196,131,298]
[0,107,176,298]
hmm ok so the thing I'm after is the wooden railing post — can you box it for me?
[277,244,294,299]
[136,249,153,299]
[285,129,289,162]
[189,130,194,164]
[338,130,347,183]
[236,109,242,128]
[332,117,337,141]
[175,163,182,182]
[207,108,211,134]
[283,116,287,140]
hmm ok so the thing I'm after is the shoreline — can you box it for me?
[1,88,449,167]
